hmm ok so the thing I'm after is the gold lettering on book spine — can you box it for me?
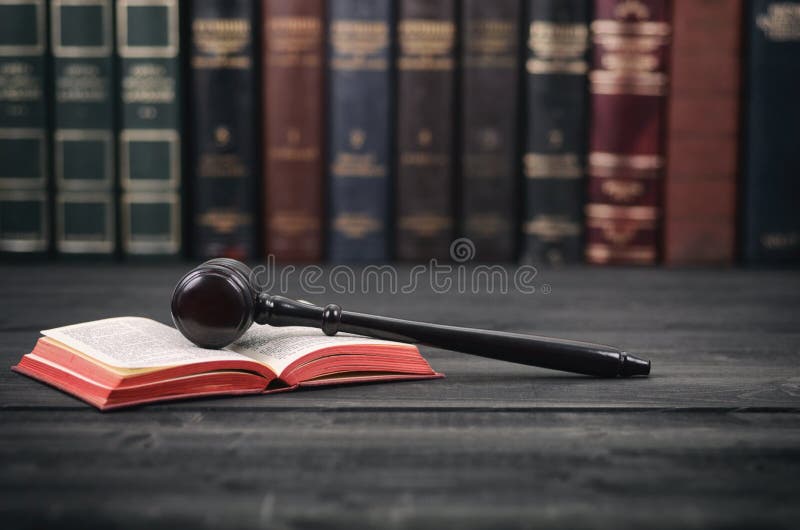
[56,63,108,103]
[600,179,645,202]
[589,3,670,97]
[757,3,800,41]
[122,63,174,104]
[586,244,656,264]
[585,203,658,221]
[465,214,509,238]
[523,215,581,240]
[527,22,588,74]
[465,19,516,69]
[198,153,247,178]
[399,214,452,237]
[0,62,42,102]
[198,210,251,234]
[524,153,582,179]
[192,18,251,69]
[332,153,386,178]
[398,19,455,71]
[269,127,319,162]
[331,20,388,71]
[334,213,382,239]
[269,212,320,236]
[266,16,322,68]
[761,232,800,250]
[589,152,663,178]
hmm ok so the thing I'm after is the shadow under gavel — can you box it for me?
[170,258,650,377]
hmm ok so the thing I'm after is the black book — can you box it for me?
[189,0,258,259]
[459,0,520,261]
[395,0,457,261]
[743,0,800,264]
[521,0,590,264]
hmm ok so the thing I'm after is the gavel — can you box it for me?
[170,258,651,377]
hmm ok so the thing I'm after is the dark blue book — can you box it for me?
[327,0,392,262]
[460,0,520,261]
[521,0,590,264]
[0,0,49,255]
[189,0,257,259]
[743,0,800,264]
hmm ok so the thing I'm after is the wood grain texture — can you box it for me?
[0,264,799,528]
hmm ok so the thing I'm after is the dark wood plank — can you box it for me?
[1,265,799,528]
[1,409,798,529]
[1,264,798,410]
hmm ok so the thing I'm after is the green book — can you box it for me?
[0,0,48,254]
[117,0,181,256]
[51,0,115,255]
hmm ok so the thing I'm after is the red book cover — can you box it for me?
[585,0,671,265]
[262,0,325,262]
[664,0,741,265]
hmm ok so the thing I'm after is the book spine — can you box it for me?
[664,0,740,265]
[585,0,671,265]
[189,0,257,259]
[263,0,325,262]
[395,0,456,261]
[521,0,590,264]
[0,0,49,254]
[51,0,116,255]
[327,0,391,263]
[460,0,519,262]
[117,0,182,257]
[743,0,800,264]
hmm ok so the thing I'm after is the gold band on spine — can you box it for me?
[586,244,656,264]
[590,20,670,37]
[585,203,659,221]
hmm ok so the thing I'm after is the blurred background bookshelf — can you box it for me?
[0,0,798,267]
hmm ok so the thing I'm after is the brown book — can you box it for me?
[12,317,442,410]
[585,0,671,265]
[396,0,457,261]
[262,0,325,262]
[664,0,740,265]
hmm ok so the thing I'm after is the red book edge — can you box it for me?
[12,338,444,411]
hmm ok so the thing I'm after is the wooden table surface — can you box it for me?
[1,263,799,529]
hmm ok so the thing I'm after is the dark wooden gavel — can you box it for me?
[170,258,651,377]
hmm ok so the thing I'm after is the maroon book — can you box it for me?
[262,0,325,262]
[585,0,671,265]
[664,0,740,265]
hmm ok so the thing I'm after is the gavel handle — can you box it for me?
[256,295,650,377]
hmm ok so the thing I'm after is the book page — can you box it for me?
[41,317,251,369]
[229,325,404,376]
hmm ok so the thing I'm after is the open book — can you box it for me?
[12,317,443,410]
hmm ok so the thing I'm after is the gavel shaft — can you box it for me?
[256,295,648,377]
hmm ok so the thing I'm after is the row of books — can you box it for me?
[0,0,798,265]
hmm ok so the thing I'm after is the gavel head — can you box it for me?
[171,258,258,348]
